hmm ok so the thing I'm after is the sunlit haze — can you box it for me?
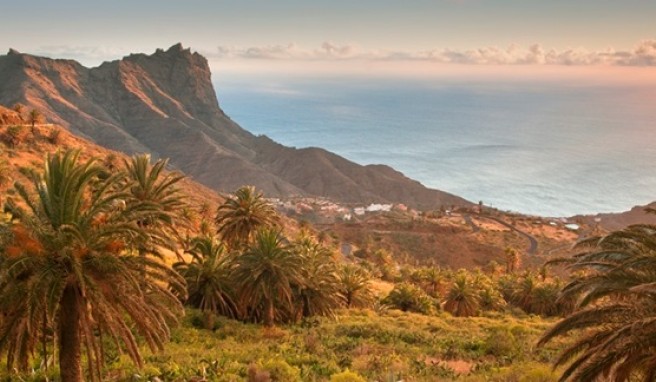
[2,0,655,81]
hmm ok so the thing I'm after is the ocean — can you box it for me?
[214,74,656,217]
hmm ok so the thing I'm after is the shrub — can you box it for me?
[0,158,9,186]
[47,128,61,144]
[2,125,24,147]
[484,327,521,363]
[518,364,558,382]
[261,359,301,382]
[248,363,271,382]
[330,369,367,382]
[383,282,435,314]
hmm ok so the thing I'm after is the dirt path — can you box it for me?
[492,217,538,255]
[468,214,538,255]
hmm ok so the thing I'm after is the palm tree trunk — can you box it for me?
[58,285,82,382]
[42,309,48,374]
[265,299,275,327]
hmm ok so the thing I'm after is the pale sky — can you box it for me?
[2,0,655,75]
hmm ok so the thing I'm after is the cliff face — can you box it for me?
[0,44,470,209]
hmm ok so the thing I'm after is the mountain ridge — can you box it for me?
[0,44,469,209]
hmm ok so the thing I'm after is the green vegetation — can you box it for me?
[539,220,656,381]
[0,148,653,381]
[0,150,185,381]
[0,308,566,381]
[215,185,279,248]
[28,109,42,130]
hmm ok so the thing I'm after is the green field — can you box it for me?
[2,308,570,382]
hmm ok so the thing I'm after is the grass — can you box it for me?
[0,308,569,381]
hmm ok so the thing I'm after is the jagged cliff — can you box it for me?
[0,44,470,209]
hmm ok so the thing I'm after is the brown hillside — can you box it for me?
[572,202,656,231]
[0,45,470,210]
[316,209,578,270]
[0,122,222,211]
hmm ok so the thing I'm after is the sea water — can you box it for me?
[214,75,656,217]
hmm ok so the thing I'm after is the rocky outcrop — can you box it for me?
[0,44,470,209]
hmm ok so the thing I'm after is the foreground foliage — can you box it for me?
[0,308,566,381]
[0,150,186,381]
[540,223,656,381]
[0,150,584,381]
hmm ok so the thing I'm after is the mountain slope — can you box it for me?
[572,202,656,231]
[0,44,469,209]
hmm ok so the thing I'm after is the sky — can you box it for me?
[1,0,655,77]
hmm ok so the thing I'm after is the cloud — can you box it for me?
[214,41,360,60]
[30,45,129,64]
[21,40,656,67]
[213,39,656,66]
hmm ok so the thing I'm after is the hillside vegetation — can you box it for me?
[1,108,655,381]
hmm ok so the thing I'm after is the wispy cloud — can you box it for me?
[18,40,656,67]
[214,42,360,60]
[29,45,130,64]
[212,40,656,66]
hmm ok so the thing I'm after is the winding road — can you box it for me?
[463,214,538,255]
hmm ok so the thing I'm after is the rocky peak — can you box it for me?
[166,43,187,53]
[0,46,471,210]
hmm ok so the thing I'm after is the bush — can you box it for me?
[330,369,367,382]
[0,158,9,186]
[383,282,435,314]
[2,125,24,147]
[518,364,558,382]
[484,327,521,364]
[261,359,301,382]
[47,128,61,144]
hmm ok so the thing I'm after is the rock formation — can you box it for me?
[0,44,469,209]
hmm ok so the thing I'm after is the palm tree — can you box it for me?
[337,264,375,308]
[0,150,185,382]
[530,281,561,316]
[215,186,279,248]
[383,282,434,314]
[123,154,186,260]
[539,224,656,381]
[293,240,342,320]
[512,272,537,313]
[174,235,238,318]
[421,267,445,298]
[444,274,480,317]
[478,285,506,311]
[233,228,302,326]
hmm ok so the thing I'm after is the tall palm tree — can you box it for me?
[539,224,656,381]
[233,228,302,326]
[0,150,185,382]
[174,235,238,318]
[123,154,186,248]
[337,264,375,308]
[444,274,480,317]
[293,240,342,320]
[215,186,279,248]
